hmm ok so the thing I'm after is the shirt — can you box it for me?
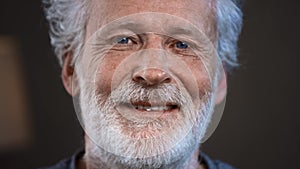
[39,150,235,169]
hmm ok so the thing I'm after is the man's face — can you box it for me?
[70,0,222,167]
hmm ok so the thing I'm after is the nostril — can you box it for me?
[163,77,172,83]
[133,76,146,83]
[132,68,173,86]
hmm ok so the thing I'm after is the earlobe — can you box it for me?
[62,53,75,96]
[214,68,227,105]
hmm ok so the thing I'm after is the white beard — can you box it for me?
[77,78,215,169]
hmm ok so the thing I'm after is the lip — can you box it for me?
[131,100,178,111]
[116,101,180,120]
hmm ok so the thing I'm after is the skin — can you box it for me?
[62,0,227,168]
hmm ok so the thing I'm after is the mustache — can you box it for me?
[104,80,190,107]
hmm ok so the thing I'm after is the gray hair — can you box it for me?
[43,0,243,71]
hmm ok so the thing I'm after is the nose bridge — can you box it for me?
[145,33,163,49]
[137,42,170,71]
[138,33,170,69]
[131,33,174,85]
[132,48,173,86]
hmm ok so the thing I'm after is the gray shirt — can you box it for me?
[39,150,235,169]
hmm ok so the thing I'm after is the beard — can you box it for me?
[77,77,215,169]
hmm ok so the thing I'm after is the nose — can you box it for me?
[132,68,172,86]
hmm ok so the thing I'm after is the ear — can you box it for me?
[214,68,227,105]
[61,52,75,96]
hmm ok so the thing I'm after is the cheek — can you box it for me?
[185,58,212,97]
[94,51,132,97]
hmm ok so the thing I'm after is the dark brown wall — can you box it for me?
[0,0,299,168]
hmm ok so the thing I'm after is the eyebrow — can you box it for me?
[107,21,198,36]
[165,26,200,37]
[109,21,145,33]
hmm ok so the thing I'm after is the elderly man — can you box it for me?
[41,0,243,169]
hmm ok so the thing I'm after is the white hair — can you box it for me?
[77,75,215,168]
[43,0,243,70]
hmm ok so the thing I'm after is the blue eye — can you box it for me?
[117,37,130,44]
[175,41,188,49]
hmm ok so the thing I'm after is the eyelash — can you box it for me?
[168,39,194,54]
[111,36,140,50]
[172,40,189,50]
[116,37,133,44]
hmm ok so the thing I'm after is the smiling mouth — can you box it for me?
[115,100,180,122]
[130,101,179,112]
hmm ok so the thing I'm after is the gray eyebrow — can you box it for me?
[165,26,209,44]
[106,20,198,36]
[94,21,146,41]
[108,21,145,33]
[166,27,196,36]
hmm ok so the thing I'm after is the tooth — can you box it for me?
[158,107,164,111]
[151,107,158,111]
[163,106,172,110]
[134,105,175,111]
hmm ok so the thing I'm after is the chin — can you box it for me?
[79,80,214,168]
[84,120,203,169]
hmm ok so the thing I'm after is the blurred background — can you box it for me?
[0,0,299,168]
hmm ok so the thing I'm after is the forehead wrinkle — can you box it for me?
[91,0,215,22]
[87,0,217,42]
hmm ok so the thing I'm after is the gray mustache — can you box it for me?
[108,81,189,106]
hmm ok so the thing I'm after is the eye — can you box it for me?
[168,38,197,57]
[111,35,141,51]
[116,37,132,44]
[175,41,189,49]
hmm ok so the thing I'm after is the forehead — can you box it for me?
[86,0,216,40]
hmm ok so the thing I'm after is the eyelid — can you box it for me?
[164,37,203,58]
[175,41,189,49]
[166,37,191,49]
[112,34,141,44]
[109,34,143,51]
